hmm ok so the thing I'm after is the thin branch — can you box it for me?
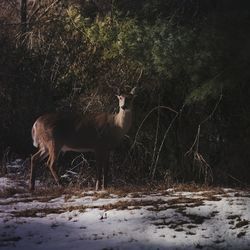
[200,92,223,126]
[136,68,143,84]
[131,106,178,150]
[186,91,223,156]
[150,101,160,174]
[34,0,60,22]
[185,90,223,184]
[151,111,179,179]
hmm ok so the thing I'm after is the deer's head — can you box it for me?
[116,87,137,111]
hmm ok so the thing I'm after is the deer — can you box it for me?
[29,87,137,191]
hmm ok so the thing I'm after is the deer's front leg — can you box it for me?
[95,149,110,190]
[95,151,102,191]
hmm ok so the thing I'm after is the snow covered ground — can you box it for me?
[0,175,250,250]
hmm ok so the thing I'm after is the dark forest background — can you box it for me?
[1,0,250,187]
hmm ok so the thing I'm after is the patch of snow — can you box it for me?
[0,177,17,191]
[0,178,249,249]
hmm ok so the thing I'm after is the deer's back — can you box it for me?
[33,112,124,151]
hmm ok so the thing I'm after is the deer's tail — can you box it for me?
[32,121,39,148]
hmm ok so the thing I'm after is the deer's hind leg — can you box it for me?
[30,149,48,191]
[47,141,61,187]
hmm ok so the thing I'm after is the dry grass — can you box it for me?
[0,187,27,199]
[3,183,248,221]
[92,191,113,200]
[154,219,189,228]
[172,183,229,193]
[13,207,65,217]
[235,220,249,228]
[237,231,246,238]
[226,213,249,241]
[11,198,168,218]
[148,197,204,212]
[200,191,223,201]
[227,215,241,221]
[234,191,250,198]
[0,195,61,206]
[12,204,91,217]
[167,197,204,205]
[153,210,210,231]
[1,177,245,201]
[179,211,210,224]
[101,198,166,211]
[31,186,84,197]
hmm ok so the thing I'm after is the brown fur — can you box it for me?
[30,91,136,191]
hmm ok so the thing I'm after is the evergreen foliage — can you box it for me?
[1,0,250,186]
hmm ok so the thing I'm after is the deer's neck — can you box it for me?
[114,108,132,134]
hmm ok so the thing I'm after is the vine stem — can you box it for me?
[131,106,178,150]
[151,111,179,180]
[185,91,223,184]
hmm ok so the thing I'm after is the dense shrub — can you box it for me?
[1,0,250,186]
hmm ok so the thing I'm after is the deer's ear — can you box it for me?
[130,87,137,95]
[116,95,120,100]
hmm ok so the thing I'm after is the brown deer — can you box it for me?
[29,87,136,191]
